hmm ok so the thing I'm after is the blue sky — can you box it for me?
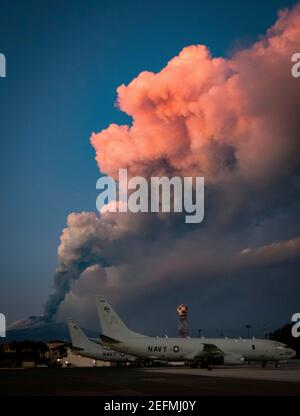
[0,0,298,325]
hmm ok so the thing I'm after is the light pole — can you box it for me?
[245,324,251,338]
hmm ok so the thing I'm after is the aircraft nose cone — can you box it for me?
[285,348,296,358]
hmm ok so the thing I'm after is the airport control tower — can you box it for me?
[177,304,189,338]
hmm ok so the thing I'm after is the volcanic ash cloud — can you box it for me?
[45,5,300,322]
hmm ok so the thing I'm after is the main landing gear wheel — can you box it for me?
[262,360,267,368]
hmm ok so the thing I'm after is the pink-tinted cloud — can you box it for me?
[91,5,300,185]
[44,5,300,322]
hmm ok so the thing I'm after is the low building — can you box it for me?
[45,340,68,367]
[22,361,35,369]
[0,341,48,368]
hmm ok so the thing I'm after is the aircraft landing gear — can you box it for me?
[190,361,214,370]
[262,360,267,368]
[207,363,213,371]
[190,362,198,368]
[275,362,280,368]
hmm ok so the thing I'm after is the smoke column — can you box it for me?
[44,5,300,321]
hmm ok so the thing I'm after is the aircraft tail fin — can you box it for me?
[67,319,97,350]
[96,296,145,340]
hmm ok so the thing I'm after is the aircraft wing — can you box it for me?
[184,343,224,360]
[202,343,224,358]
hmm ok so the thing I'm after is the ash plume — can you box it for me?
[44,5,300,323]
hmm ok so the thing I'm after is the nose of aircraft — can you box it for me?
[286,348,296,358]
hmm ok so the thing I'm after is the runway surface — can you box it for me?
[0,363,300,396]
[145,361,300,383]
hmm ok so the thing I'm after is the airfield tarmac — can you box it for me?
[0,362,300,396]
[145,361,300,383]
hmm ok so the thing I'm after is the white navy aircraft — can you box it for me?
[67,318,135,363]
[96,296,296,370]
